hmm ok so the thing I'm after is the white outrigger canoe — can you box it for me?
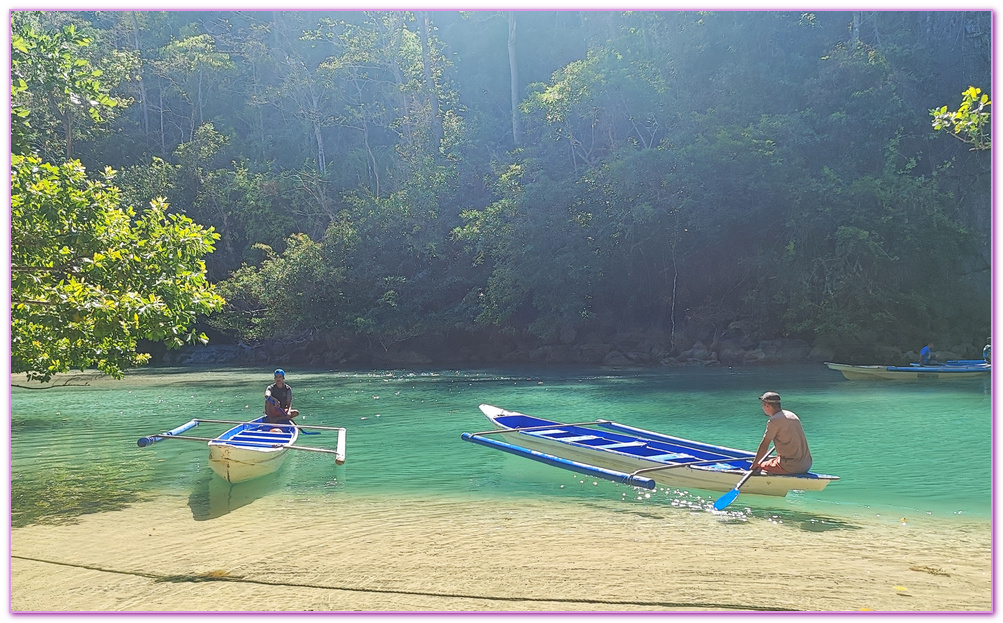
[138,416,346,484]
[208,417,299,483]
[462,404,837,498]
[825,361,990,381]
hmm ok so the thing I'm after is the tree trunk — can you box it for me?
[307,82,326,175]
[129,12,150,135]
[313,118,326,175]
[198,67,205,127]
[158,77,166,155]
[508,12,521,146]
[419,11,444,151]
[63,113,73,160]
[360,113,380,197]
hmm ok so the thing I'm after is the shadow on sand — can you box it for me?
[188,471,279,521]
[590,495,862,532]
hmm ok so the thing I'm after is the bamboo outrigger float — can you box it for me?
[138,417,347,483]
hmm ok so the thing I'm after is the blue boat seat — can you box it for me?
[596,441,647,449]
[524,429,567,437]
[231,431,290,442]
[645,452,692,462]
[555,435,599,443]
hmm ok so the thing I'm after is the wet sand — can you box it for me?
[10,492,990,613]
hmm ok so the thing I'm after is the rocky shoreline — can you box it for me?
[160,327,976,370]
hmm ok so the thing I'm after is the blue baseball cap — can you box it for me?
[274,369,285,377]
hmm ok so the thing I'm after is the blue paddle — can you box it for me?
[713,449,775,511]
[266,395,319,435]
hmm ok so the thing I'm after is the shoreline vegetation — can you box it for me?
[10,494,991,612]
[156,330,985,370]
[13,334,990,393]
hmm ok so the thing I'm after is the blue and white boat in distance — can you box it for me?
[462,405,838,498]
[825,360,990,381]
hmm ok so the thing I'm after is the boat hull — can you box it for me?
[825,362,989,381]
[478,405,836,497]
[208,416,298,483]
[208,443,290,483]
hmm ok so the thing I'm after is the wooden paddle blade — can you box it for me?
[713,488,740,510]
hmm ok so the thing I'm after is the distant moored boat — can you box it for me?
[825,361,990,381]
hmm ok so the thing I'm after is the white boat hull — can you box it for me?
[208,416,299,484]
[208,443,291,483]
[825,362,989,381]
[482,406,833,497]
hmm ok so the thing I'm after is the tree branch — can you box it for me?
[13,375,97,389]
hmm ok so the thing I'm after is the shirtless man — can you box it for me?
[749,392,812,475]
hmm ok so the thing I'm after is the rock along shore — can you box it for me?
[160,326,975,370]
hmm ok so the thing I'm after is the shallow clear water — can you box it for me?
[10,364,991,528]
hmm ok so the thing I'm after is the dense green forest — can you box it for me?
[11,10,992,371]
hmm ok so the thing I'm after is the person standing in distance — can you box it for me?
[264,369,300,423]
[749,392,812,475]
[920,342,936,366]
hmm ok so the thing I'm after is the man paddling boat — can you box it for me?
[265,368,300,423]
[749,392,812,475]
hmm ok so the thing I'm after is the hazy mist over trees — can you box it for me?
[12,10,991,367]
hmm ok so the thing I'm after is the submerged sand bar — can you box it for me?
[10,493,991,612]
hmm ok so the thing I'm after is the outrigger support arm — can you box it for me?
[628,455,754,478]
[468,420,611,437]
[137,420,347,465]
[461,432,656,490]
[193,418,345,432]
[137,433,345,457]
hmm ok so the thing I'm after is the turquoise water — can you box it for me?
[10,365,992,527]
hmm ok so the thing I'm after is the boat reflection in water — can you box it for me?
[188,471,279,521]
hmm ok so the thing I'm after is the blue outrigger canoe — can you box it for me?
[138,416,347,483]
[826,361,990,381]
[462,404,838,497]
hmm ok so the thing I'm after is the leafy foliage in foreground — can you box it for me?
[11,13,224,383]
[931,86,992,151]
[11,156,224,382]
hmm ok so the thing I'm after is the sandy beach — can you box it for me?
[10,492,990,613]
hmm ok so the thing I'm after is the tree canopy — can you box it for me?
[11,10,991,366]
[11,12,224,382]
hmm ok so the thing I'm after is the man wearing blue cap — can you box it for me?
[264,369,299,423]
